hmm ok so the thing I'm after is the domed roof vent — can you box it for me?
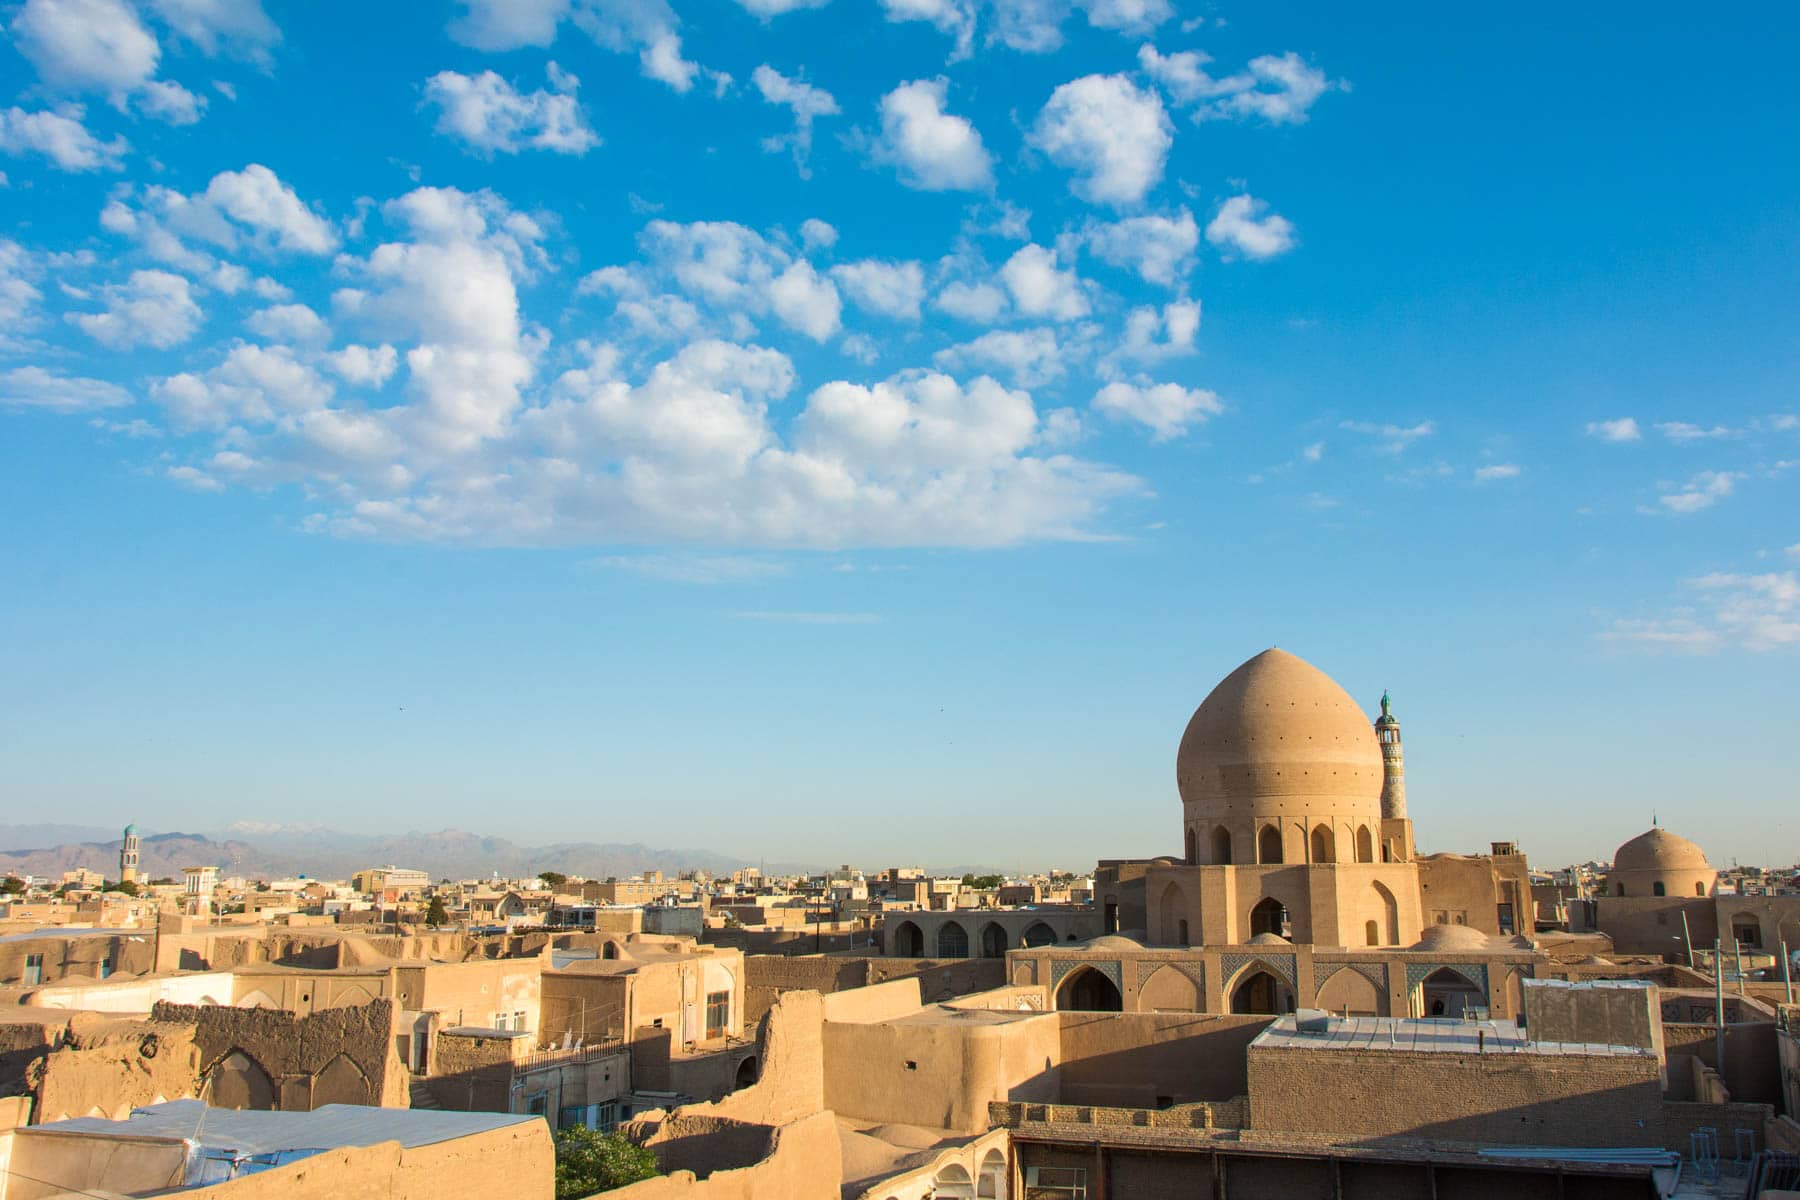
[1411,924,1496,952]
[1613,827,1710,873]
[1246,931,1291,946]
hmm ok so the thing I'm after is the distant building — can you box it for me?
[119,823,140,884]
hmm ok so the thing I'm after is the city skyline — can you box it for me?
[2,2,1796,868]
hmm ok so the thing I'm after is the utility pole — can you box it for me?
[1681,912,1695,968]
[1713,939,1726,1073]
[1782,939,1793,1006]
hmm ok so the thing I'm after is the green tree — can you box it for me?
[105,879,140,896]
[554,1127,658,1198]
[1,876,25,895]
[539,871,569,889]
[423,895,449,926]
[961,873,1005,890]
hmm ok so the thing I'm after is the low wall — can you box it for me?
[610,1110,840,1200]
[1057,1012,1270,1107]
[823,1009,1061,1133]
[819,978,922,1024]
[192,1119,553,1200]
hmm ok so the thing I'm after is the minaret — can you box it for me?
[1375,691,1406,821]
[120,824,140,884]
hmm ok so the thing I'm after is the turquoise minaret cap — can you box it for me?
[1380,690,1391,717]
[124,823,138,835]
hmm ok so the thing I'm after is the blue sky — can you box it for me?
[2,0,1796,871]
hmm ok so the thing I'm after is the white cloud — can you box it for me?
[1656,420,1736,442]
[999,244,1088,320]
[1605,571,1800,653]
[0,365,131,411]
[0,105,127,171]
[1301,441,1323,463]
[11,0,160,97]
[0,241,41,333]
[831,259,926,320]
[1585,417,1640,442]
[166,464,221,491]
[1340,419,1433,454]
[800,219,837,250]
[1139,45,1336,124]
[331,341,405,390]
[1654,470,1740,514]
[873,78,993,192]
[1205,194,1296,260]
[446,0,714,94]
[1093,378,1220,439]
[934,327,1064,387]
[1078,208,1197,285]
[135,78,205,124]
[153,341,332,429]
[245,302,328,344]
[105,165,336,267]
[934,280,1008,323]
[1029,74,1171,207]
[70,268,202,348]
[325,344,400,388]
[1473,463,1520,482]
[884,0,1168,58]
[768,259,842,341]
[423,64,599,157]
[876,0,976,60]
[734,0,830,17]
[753,65,838,177]
[203,164,337,254]
[143,0,280,64]
[1108,299,1198,366]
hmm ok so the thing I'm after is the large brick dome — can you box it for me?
[1177,649,1384,834]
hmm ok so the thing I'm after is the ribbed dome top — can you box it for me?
[1613,827,1710,872]
[1176,648,1384,823]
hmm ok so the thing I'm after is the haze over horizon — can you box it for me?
[2,2,1795,870]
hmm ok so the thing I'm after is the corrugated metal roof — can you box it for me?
[34,1099,538,1152]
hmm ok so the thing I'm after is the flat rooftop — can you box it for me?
[32,1099,537,1152]
[890,1004,1047,1027]
[1251,1015,1654,1058]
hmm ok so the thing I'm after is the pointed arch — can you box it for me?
[1137,964,1201,1013]
[1158,881,1189,946]
[978,922,1008,958]
[1054,966,1122,1012]
[1228,967,1292,1015]
[1250,897,1288,938]
[1310,824,1335,864]
[1020,921,1056,948]
[311,1052,372,1107]
[891,920,924,957]
[328,984,375,1009]
[1365,881,1399,945]
[203,1049,275,1111]
[1315,967,1383,1016]
[1258,825,1283,864]
[1355,825,1374,863]
[235,988,278,1009]
[936,921,969,959]
[1184,826,1196,864]
[1417,967,1485,1018]
[734,1055,760,1089]
[1211,826,1233,865]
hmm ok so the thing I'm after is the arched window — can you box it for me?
[891,921,924,957]
[602,942,619,960]
[1177,919,1189,945]
[1055,966,1123,1012]
[1212,826,1233,865]
[979,922,1007,958]
[1653,881,1666,896]
[1020,921,1056,948]
[1695,883,1706,896]
[1250,897,1287,938]
[937,921,969,958]
[1616,883,1626,897]
[1310,824,1335,864]
[1258,825,1283,864]
[1365,920,1379,946]
[1185,827,1196,864]
[1355,825,1374,863]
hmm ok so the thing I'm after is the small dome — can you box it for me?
[1247,931,1291,946]
[1082,933,1143,951]
[1176,649,1384,827]
[1613,827,1709,873]
[1411,924,1496,952]
[123,823,138,834]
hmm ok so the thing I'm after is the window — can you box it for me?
[1653,882,1666,897]
[525,1093,548,1116]
[24,954,43,986]
[99,955,114,979]
[1496,903,1515,934]
[514,1010,527,1031]
[595,1101,618,1132]
[1025,1166,1087,1198]
[705,990,730,1040]
[1696,883,1706,897]
[1365,920,1380,946]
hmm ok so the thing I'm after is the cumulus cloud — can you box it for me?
[154,342,332,429]
[999,244,1088,320]
[423,63,599,157]
[445,0,715,94]
[1205,194,1296,259]
[879,0,1169,59]
[69,268,203,348]
[245,302,328,343]
[1093,378,1220,439]
[103,164,337,272]
[768,260,842,341]
[1106,299,1198,367]
[734,0,830,17]
[10,0,210,124]
[325,343,400,388]
[753,65,838,177]
[1139,45,1337,124]
[1586,417,1641,442]
[1473,463,1521,482]
[831,259,926,320]
[1605,571,1800,653]
[0,105,128,170]
[0,365,132,411]
[1077,209,1197,286]
[873,78,993,192]
[619,219,852,343]
[1029,74,1171,207]
[1653,470,1740,514]
[876,0,976,59]
[933,327,1065,387]
[934,280,1008,324]
[143,0,280,64]
[1657,420,1737,442]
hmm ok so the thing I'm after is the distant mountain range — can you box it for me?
[0,824,824,882]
